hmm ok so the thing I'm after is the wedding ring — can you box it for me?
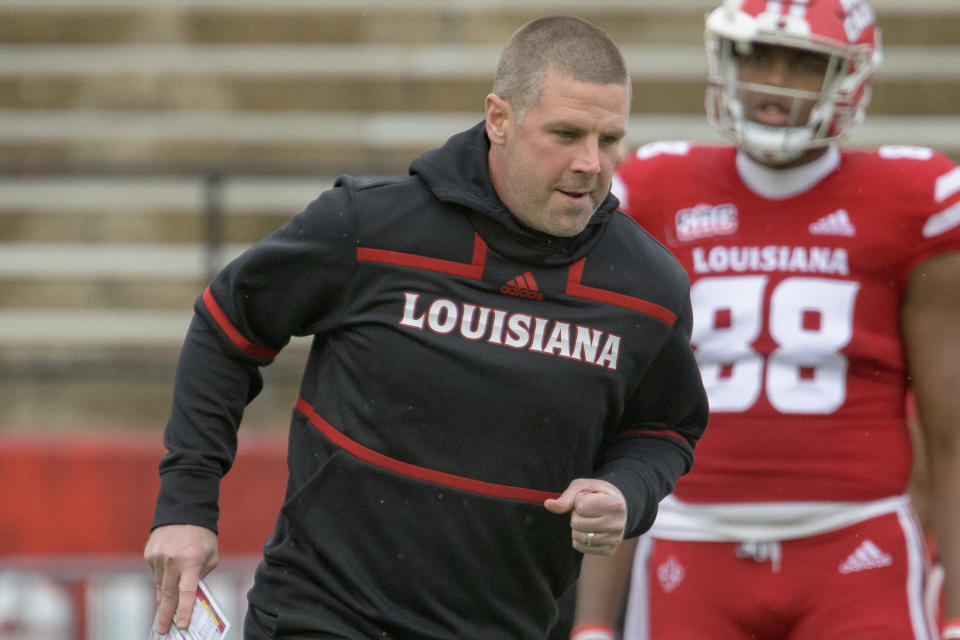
[585,532,594,546]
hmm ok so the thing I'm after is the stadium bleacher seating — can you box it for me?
[1,0,958,431]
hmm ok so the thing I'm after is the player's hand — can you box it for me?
[544,478,626,555]
[144,524,219,635]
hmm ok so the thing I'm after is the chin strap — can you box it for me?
[738,120,816,164]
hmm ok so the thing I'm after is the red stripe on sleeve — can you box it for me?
[296,397,561,503]
[622,428,690,445]
[202,287,279,360]
[566,259,677,326]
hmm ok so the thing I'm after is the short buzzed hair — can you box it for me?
[492,15,631,118]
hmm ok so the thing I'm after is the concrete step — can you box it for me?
[0,2,715,47]
[0,0,956,45]
[0,309,195,345]
[0,175,333,242]
[0,339,308,429]
[0,175,326,310]
[0,210,275,244]
[0,308,313,349]
[0,242,244,279]
[2,73,952,117]
[2,43,953,81]
[0,242,230,310]
[1,111,958,176]
[0,277,199,311]
[0,43,956,115]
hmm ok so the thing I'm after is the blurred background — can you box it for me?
[0,1,957,638]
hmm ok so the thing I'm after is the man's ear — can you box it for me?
[485,93,511,145]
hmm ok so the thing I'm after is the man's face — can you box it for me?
[486,68,629,238]
[736,42,830,128]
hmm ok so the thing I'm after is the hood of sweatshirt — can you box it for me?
[408,121,621,268]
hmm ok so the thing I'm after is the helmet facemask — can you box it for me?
[704,0,881,165]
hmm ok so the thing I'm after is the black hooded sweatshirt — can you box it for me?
[152,122,708,640]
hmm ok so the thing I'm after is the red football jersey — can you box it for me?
[615,142,960,503]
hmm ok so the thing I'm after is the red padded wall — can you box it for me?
[0,432,287,555]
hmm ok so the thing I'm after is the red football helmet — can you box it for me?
[704,0,882,163]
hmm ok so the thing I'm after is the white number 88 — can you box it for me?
[691,276,859,414]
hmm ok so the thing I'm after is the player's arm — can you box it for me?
[902,251,960,629]
[567,537,639,639]
[146,186,359,632]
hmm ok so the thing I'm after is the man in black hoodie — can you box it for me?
[144,15,708,640]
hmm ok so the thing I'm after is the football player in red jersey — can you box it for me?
[569,1,960,639]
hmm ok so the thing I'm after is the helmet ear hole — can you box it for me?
[703,0,881,163]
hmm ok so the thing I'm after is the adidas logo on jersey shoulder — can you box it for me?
[500,271,544,301]
[838,539,892,574]
[809,209,856,237]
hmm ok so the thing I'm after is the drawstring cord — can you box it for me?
[736,540,783,573]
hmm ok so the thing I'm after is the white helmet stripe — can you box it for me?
[788,1,810,20]
[762,1,784,19]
